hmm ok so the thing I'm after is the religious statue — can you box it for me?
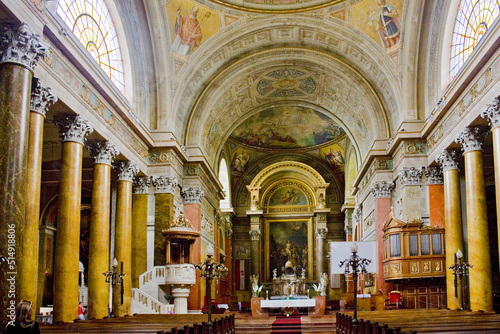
[273,268,277,280]
[320,272,329,296]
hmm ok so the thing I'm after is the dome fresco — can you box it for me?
[230,106,345,149]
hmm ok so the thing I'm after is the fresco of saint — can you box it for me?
[172,6,204,56]
[376,0,401,49]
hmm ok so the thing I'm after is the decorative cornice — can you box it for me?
[133,176,151,194]
[398,167,423,186]
[315,227,328,239]
[0,23,47,70]
[455,126,487,152]
[425,166,443,185]
[86,140,119,166]
[54,114,93,144]
[249,230,261,241]
[115,161,139,182]
[481,96,500,130]
[30,79,57,116]
[152,176,178,194]
[371,181,395,198]
[435,149,460,171]
[181,187,205,204]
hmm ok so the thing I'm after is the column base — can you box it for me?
[172,286,193,314]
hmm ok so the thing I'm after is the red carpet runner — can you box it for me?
[271,315,302,334]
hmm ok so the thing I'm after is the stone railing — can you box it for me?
[131,288,174,314]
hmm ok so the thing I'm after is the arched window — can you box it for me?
[219,157,231,209]
[450,0,500,79]
[56,0,125,93]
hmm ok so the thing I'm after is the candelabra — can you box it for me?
[339,242,371,334]
[102,258,126,313]
[195,245,228,334]
[449,249,472,311]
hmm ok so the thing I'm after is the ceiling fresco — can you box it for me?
[229,106,345,149]
[207,0,341,13]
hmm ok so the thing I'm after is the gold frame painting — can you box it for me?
[265,218,313,281]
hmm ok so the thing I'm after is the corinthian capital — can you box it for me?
[54,114,93,144]
[30,79,57,117]
[481,96,500,130]
[181,187,205,204]
[87,140,119,166]
[371,181,395,198]
[133,176,151,194]
[0,23,47,70]
[455,126,487,152]
[425,166,443,184]
[316,227,328,239]
[249,230,261,241]
[398,167,423,186]
[152,175,178,194]
[435,149,460,171]
[115,161,139,182]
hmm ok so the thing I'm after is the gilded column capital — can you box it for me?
[249,230,261,241]
[181,187,205,204]
[115,161,139,182]
[54,114,93,144]
[315,227,328,239]
[481,96,500,130]
[370,181,395,198]
[0,22,48,70]
[455,126,487,152]
[87,140,119,166]
[133,176,151,194]
[425,166,443,184]
[152,175,178,194]
[30,78,57,117]
[398,167,423,186]
[435,149,460,171]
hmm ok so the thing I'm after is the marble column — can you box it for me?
[182,187,205,311]
[249,230,262,279]
[113,162,139,316]
[19,79,56,312]
[455,127,493,312]
[152,176,177,266]
[436,149,464,310]
[482,97,500,271]
[398,167,423,222]
[425,166,445,227]
[53,115,93,323]
[86,141,119,319]
[371,181,395,295]
[316,227,328,279]
[0,23,47,324]
[223,215,234,297]
[132,176,151,288]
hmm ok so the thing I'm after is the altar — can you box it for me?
[261,298,315,308]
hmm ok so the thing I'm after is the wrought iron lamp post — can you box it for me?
[449,249,472,311]
[102,258,125,316]
[195,245,228,334]
[339,242,371,334]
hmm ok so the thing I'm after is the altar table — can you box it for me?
[260,298,316,308]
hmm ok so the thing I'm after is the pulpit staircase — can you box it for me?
[131,266,174,314]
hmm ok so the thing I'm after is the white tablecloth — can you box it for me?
[260,299,316,308]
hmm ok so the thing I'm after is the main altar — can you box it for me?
[271,260,307,296]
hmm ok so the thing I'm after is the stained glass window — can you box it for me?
[450,0,500,79]
[56,0,124,93]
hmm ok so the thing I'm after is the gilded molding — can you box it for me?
[435,149,460,172]
[398,167,422,186]
[115,161,139,182]
[425,166,443,185]
[181,187,205,204]
[455,126,487,153]
[133,176,151,194]
[371,181,395,198]
[54,114,93,144]
[0,23,47,70]
[30,79,57,117]
[86,140,119,166]
[481,96,500,130]
[152,176,178,194]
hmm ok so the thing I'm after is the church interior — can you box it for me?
[1,0,500,332]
